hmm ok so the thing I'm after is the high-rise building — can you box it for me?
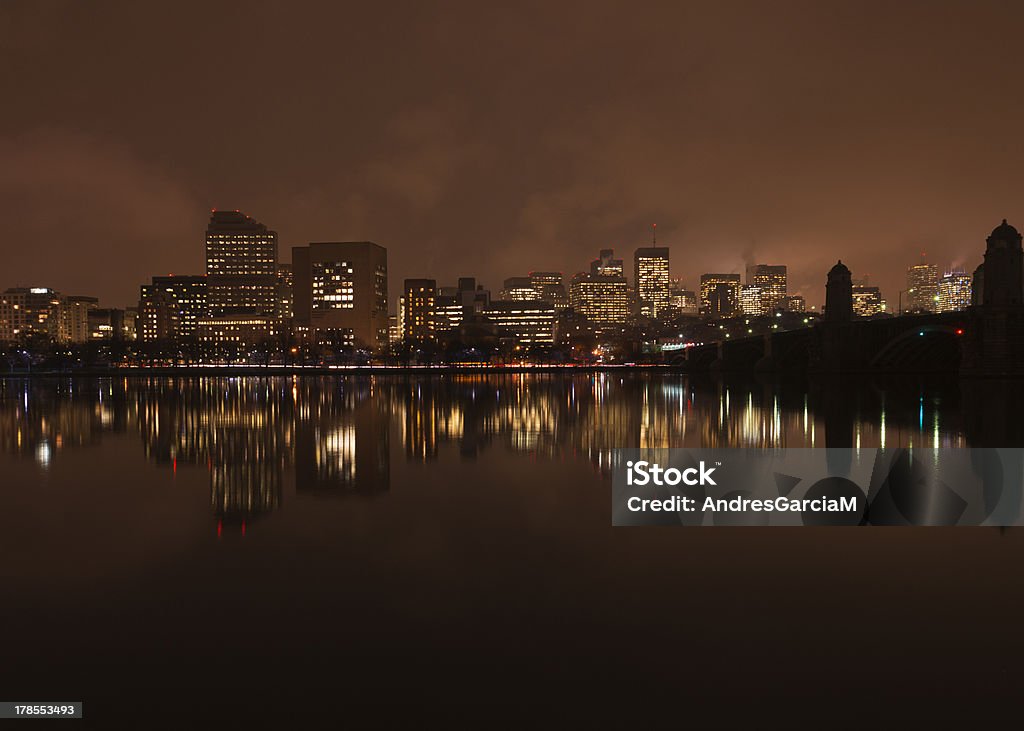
[484,300,556,345]
[292,242,389,351]
[937,269,972,312]
[434,289,465,335]
[139,275,207,341]
[905,262,939,313]
[699,274,741,318]
[529,272,568,311]
[740,285,765,316]
[852,285,885,317]
[394,296,405,341]
[746,265,787,312]
[634,247,670,319]
[403,279,437,343]
[61,295,99,343]
[781,295,806,313]
[501,277,539,301]
[570,253,629,328]
[591,249,624,277]
[205,210,279,317]
[0,288,62,342]
[277,263,294,320]
[669,280,699,317]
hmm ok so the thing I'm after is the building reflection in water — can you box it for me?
[295,378,389,496]
[1,373,1015,527]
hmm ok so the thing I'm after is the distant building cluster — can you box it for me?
[0,208,979,356]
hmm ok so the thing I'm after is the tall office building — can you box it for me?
[699,274,741,318]
[501,277,540,301]
[403,279,437,343]
[746,265,787,312]
[292,242,389,350]
[570,270,628,328]
[852,285,885,317]
[205,210,279,317]
[277,263,294,320]
[139,275,207,341]
[634,247,670,319]
[781,295,806,313]
[0,287,63,342]
[529,272,568,311]
[669,280,699,316]
[937,269,972,312]
[434,288,466,334]
[905,262,939,313]
[740,285,765,316]
[591,249,624,277]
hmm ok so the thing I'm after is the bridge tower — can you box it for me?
[811,261,859,372]
[981,220,1023,306]
[962,220,1024,376]
[824,260,853,322]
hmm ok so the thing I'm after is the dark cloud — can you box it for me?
[2,0,1024,308]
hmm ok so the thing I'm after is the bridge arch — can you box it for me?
[869,324,965,372]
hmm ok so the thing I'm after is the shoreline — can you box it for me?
[0,363,684,378]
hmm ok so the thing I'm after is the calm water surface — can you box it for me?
[2,373,1024,722]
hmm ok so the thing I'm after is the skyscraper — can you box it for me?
[501,277,540,301]
[634,247,670,319]
[852,285,885,316]
[669,279,699,316]
[571,251,629,328]
[277,263,294,320]
[740,285,765,316]
[205,210,279,317]
[291,242,389,350]
[746,265,787,312]
[403,279,437,343]
[529,272,568,311]
[699,274,741,318]
[905,262,939,313]
[591,249,624,277]
[937,269,972,312]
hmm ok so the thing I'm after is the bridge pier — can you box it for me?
[754,333,775,372]
[960,306,1024,377]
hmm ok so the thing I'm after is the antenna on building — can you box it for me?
[652,223,657,245]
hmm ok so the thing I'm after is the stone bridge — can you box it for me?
[678,311,973,374]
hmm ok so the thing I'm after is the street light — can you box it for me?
[898,288,914,315]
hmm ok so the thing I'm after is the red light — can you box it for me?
[172,457,177,474]
[217,520,222,538]
[956,328,964,335]
[241,520,247,537]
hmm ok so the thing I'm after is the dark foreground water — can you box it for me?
[2,373,1024,725]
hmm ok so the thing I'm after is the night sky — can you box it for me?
[4,0,1024,309]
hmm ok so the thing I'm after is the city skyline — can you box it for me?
[0,203,989,314]
[0,206,993,353]
[4,2,1024,309]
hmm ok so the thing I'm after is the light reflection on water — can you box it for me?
[0,373,1017,526]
